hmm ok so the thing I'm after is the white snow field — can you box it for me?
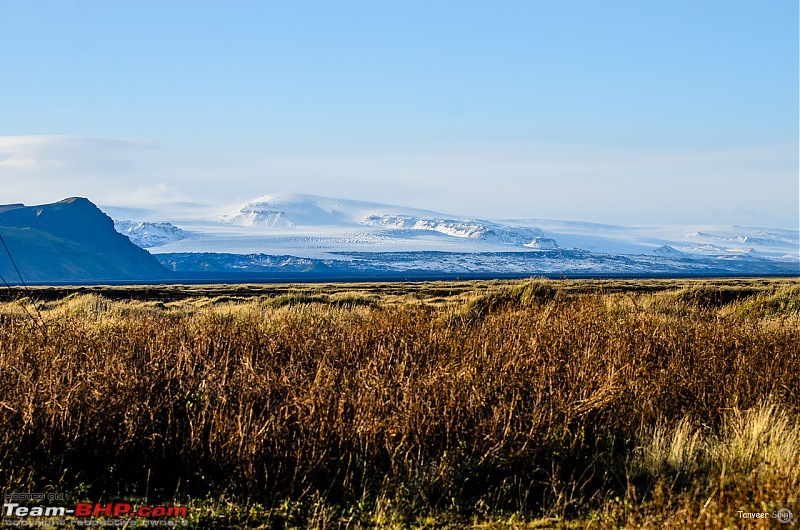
[103,193,799,276]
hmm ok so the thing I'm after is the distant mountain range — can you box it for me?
[0,195,797,284]
[109,193,800,279]
[108,193,800,255]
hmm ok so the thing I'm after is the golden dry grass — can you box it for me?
[0,278,798,528]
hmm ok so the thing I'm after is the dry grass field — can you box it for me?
[0,278,798,528]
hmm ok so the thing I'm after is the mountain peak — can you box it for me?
[58,197,92,205]
[0,197,168,282]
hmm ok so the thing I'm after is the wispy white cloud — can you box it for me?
[0,135,157,172]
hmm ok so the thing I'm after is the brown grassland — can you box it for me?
[0,278,798,528]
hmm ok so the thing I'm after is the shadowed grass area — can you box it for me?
[0,278,798,528]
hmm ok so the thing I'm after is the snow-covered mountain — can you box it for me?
[510,218,799,260]
[219,193,439,228]
[114,220,188,248]
[217,194,550,247]
[361,214,557,247]
[107,193,799,278]
[195,193,557,252]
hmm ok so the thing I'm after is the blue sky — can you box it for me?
[0,1,797,226]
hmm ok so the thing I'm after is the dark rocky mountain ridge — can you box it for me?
[0,197,169,283]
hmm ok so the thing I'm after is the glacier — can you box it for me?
[107,193,800,279]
